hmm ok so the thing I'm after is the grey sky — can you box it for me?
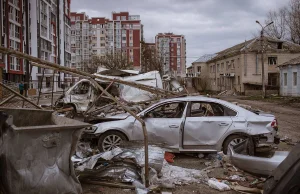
[71,0,289,66]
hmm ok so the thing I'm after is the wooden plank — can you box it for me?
[0,82,42,110]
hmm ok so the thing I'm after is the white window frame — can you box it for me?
[293,72,297,86]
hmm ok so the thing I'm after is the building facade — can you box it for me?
[1,0,26,82]
[155,33,186,77]
[30,0,72,89]
[279,56,300,96]
[204,37,300,94]
[0,0,71,91]
[190,54,216,78]
[70,12,90,70]
[70,11,142,71]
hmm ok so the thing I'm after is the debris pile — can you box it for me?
[72,145,209,193]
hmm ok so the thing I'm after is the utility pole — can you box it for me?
[256,20,273,99]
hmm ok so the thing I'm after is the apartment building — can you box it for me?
[70,11,143,71]
[30,0,71,89]
[155,33,186,77]
[205,37,300,94]
[0,0,26,82]
[108,12,142,69]
[70,12,90,70]
[0,0,71,91]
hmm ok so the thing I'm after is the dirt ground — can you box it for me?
[81,95,300,194]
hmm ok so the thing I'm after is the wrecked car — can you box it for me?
[55,71,164,114]
[82,96,280,153]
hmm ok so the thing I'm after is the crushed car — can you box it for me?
[81,96,280,153]
[55,70,166,114]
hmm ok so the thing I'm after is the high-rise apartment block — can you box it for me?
[70,11,142,70]
[0,0,71,86]
[155,33,186,77]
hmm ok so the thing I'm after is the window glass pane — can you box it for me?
[146,102,186,118]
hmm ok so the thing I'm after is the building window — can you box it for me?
[15,10,19,22]
[197,66,201,73]
[10,40,14,50]
[9,6,13,20]
[293,72,297,86]
[10,56,14,70]
[177,38,180,42]
[116,16,120,20]
[238,76,240,85]
[217,64,220,72]
[15,41,20,51]
[16,58,20,70]
[268,57,277,65]
[231,60,235,69]
[121,16,126,20]
[15,26,20,38]
[221,63,224,71]
[284,73,287,86]
[100,43,105,47]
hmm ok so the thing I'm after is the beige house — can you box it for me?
[191,54,217,78]
[202,37,300,94]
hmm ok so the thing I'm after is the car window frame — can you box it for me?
[143,101,187,119]
[187,101,238,117]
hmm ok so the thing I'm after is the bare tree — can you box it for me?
[81,52,133,74]
[265,0,300,44]
[286,0,300,44]
[140,41,164,75]
[265,8,287,39]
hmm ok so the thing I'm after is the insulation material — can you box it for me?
[95,71,163,102]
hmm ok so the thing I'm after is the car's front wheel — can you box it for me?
[98,131,127,152]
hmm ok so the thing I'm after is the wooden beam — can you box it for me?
[0,94,16,106]
[0,82,42,109]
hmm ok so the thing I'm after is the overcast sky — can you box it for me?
[71,0,289,66]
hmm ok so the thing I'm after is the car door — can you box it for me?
[134,101,187,150]
[182,101,233,149]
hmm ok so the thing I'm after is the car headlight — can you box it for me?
[84,126,98,133]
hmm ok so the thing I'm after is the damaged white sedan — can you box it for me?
[82,96,280,153]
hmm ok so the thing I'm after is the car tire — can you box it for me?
[223,134,251,155]
[98,131,127,152]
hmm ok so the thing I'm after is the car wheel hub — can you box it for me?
[229,137,245,146]
[102,135,122,151]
